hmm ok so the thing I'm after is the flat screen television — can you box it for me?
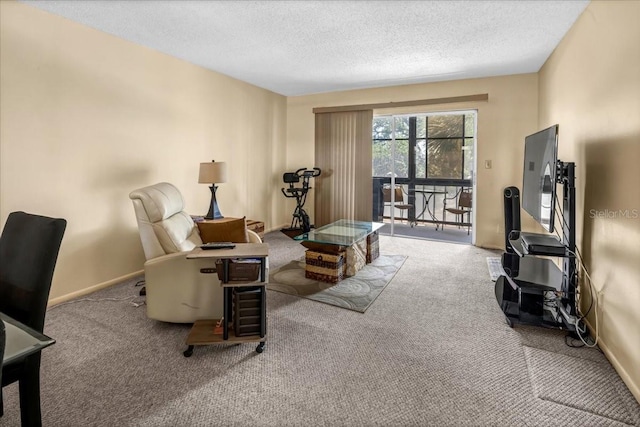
[522,125,558,233]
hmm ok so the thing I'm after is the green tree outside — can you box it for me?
[373,114,474,180]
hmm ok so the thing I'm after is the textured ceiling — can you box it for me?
[20,0,589,96]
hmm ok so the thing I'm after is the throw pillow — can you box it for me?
[197,217,249,243]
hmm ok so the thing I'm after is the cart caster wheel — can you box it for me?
[256,342,265,353]
[183,345,194,357]
[505,317,514,328]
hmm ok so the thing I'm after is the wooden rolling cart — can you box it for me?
[184,243,269,357]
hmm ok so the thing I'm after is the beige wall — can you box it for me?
[287,74,540,249]
[0,2,288,300]
[539,0,640,401]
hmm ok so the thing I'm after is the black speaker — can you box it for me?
[503,186,521,253]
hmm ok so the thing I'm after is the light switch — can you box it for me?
[485,160,492,169]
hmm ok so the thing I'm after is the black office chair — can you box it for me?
[0,321,5,390]
[0,211,66,425]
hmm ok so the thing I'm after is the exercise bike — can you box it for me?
[281,167,321,233]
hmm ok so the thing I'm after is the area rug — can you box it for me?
[267,254,407,313]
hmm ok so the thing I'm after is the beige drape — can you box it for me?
[314,110,373,226]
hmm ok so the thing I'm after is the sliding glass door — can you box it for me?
[372,111,476,244]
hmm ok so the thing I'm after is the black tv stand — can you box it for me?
[496,241,569,330]
[496,160,578,332]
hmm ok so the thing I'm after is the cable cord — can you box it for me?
[553,203,599,348]
[554,205,594,320]
[48,295,145,310]
[568,248,599,348]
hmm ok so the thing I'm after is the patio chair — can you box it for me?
[382,186,413,225]
[445,190,472,234]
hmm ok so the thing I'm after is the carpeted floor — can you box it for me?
[1,231,638,426]
[267,254,407,312]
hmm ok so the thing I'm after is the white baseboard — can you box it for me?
[48,270,144,307]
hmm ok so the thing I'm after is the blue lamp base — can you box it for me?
[205,185,223,220]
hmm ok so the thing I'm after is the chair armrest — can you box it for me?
[144,251,218,281]
[143,251,222,323]
[247,229,261,243]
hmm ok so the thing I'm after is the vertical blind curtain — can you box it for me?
[314,110,373,226]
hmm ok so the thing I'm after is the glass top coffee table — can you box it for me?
[294,220,384,282]
[294,219,383,246]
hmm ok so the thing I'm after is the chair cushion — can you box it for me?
[153,211,202,253]
[197,217,249,243]
[446,208,470,215]
[129,183,203,257]
[129,182,185,223]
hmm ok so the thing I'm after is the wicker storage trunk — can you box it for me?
[366,231,380,263]
[305,250,346,283]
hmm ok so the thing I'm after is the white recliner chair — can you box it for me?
[129,182,262,323]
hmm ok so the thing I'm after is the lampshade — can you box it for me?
[198,161,228,184]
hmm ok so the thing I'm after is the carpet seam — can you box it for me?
[523,345,637,426]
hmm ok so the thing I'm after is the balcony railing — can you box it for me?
[373,177,472,228]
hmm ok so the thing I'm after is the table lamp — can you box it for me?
[198,160,228,219]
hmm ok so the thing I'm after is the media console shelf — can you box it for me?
[510,232,569,257]
[501,250,563,290]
